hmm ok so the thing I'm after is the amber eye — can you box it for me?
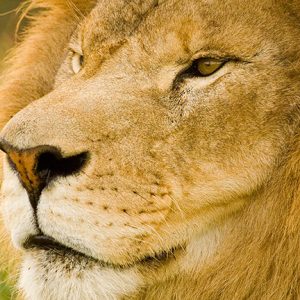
[71,52,84,74]
[173,57,230,87]
[196,58,226,76]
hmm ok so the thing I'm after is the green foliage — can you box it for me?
[0,271,13,300]
[0,0,21,68]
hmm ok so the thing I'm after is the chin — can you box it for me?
[19,250,142,300]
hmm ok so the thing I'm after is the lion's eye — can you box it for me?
[71,52,84,74]
[195,58,226,77]
[176,58,228,84]
[173,57,228,87]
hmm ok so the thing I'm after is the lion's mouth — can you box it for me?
[23,235,83,257]
[23,234,179,269]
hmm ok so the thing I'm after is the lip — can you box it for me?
[23,234,179,269]
[24,234,81,254]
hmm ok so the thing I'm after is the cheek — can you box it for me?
[163,106,279,209]
[183,133,274,187]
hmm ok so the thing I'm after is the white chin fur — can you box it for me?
[19,253,142,300]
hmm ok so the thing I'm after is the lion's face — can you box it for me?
[1,0,299,298]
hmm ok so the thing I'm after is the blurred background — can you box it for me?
[0,1,21,299]
[0,0,21,70]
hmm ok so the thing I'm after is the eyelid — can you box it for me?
[190,49,244,62]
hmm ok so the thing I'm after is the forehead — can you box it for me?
[80,0,297,62]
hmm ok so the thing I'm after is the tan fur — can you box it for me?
[0,0,300,299]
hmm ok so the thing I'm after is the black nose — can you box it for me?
[0,140,88,214]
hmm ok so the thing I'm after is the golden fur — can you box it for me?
[0,0,300,299]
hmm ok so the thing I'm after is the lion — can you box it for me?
[0,0,300,299]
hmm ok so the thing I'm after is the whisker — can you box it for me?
[168,194,185,219]
[141,223,165,248]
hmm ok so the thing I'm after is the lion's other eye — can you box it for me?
[71,52,84,74]
[195,58,226,76]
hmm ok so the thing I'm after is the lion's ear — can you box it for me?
[0,0,96,129]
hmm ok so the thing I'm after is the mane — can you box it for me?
[0,0,96,295]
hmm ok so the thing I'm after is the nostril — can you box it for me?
[0,140,89,214]
[37,150,89,182]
